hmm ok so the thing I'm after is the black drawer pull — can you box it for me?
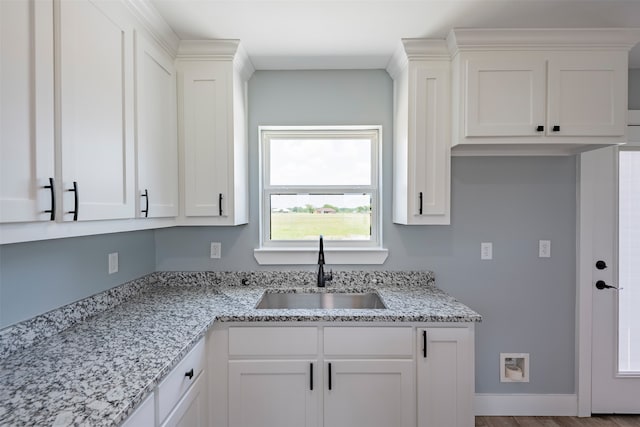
[419,192,423,215]
[67,181,78,221]
[536,125,544,132]
[44,177,55,221]
[141,189,149,218]
[552,125,560,132]
[423,330,427,358]
[185,368,194,380]
[328,363,332,390]
[218,193,223,216]
[310,363,313,391]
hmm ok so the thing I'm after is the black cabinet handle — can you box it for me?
[536,125,544,132]
[419,192,423,215]
[44,177,55,221]
[185,368,194,380]
[218,193,223,216]
[328,363,332,390]
[552,125,560,132]
[67,181,78,221]
[310,363,313,391]
[596,280,622,291]
[141,189,149,218]
[423,330,427,358]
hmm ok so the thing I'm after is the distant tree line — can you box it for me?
[284,204,370,213]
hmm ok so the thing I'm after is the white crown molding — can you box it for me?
[448,28,640,56]
[122,0,180,57]
[177,40,255,81]
[475,394,577,416]
[386,39,449,79]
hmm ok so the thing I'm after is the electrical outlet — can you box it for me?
[481,242,493,260]
[539,240,551,258]
[210,242,221,259]
[108,252,118,274]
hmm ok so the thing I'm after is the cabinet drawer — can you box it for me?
[121,392,154,427]
[229,327,318,356]
[324,327,413,357]
[157,338,206,423]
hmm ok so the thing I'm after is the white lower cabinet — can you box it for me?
[121,392,155,427]
[324,359,415,427]
[213,324,474,427]
[418,327,474,427]
[160,373,207,427]
[228,360,318,427]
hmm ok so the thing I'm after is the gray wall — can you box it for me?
[155,70,577,394]
[630,68,640,109]
[0,230,155,327]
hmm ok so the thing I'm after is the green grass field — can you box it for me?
[271,213,371,240]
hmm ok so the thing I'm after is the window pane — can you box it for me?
[270,194,371,241]
[269,138,371,186]
[618,150,640,373]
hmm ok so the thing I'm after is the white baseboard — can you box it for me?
[475,394,578,416]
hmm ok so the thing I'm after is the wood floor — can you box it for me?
[476,416,640,426]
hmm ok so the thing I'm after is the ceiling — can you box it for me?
[151,0,640,70]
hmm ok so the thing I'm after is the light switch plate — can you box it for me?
[481,242,493,260]
[108,252,118,274]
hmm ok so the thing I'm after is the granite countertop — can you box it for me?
[0,271,481,427]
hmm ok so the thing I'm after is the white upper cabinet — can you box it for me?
[135,32,178,219]
[1,0,55,223]
[464,53,546,137]
[58,0,135,221]
[449,28,640,155]
[176,41,253,225]
[387,40,451,225]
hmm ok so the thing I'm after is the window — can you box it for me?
[258,126,383,260]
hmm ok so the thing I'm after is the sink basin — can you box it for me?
[255,291,387,310]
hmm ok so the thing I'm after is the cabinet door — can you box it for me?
[324,360,415,427]
[0,0,55,223]
[180,62,230,218]
[547,52,627,137]
[465,54,546,137]
[59,0,135,221]
[121,392,154,427]
[135,33,178,218]
[411,63,450,223]
[161,373,207,427]
[228,360,318,427]
[417,328,474,427]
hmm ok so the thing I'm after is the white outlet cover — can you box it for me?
[539,240,551,258]
[481,242,493,260]
[108,252,118,274]
[210,242,221,259]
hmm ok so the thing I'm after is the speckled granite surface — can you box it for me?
[0,271,481,426]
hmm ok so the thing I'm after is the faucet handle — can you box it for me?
[326,270,333,282]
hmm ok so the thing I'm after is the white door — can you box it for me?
[324,360,415,427]
[228,360,318,427]
[580,142,640,413]
[0,0,55,223]
[58,0,135,221]
[161,374,207,427]
[135,33,178,218]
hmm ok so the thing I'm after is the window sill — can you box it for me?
[253,247,389,265]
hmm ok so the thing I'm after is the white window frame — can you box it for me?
[254,126,388,265]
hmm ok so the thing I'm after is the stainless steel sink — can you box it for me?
[255,291,387,310]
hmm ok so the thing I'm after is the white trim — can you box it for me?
[253,247,389,265]
[629,110,640,125]
[576,152,594,416]
[475,394,577,416]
